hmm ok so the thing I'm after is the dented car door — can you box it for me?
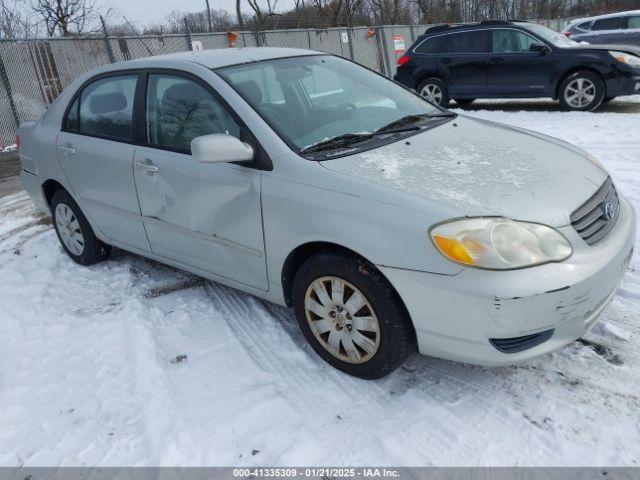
[132,72,267,290]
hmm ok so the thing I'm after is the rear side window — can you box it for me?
[592,16,625,31]
[415,31,487,54]
[577,21,593,31]
[415,36,446,54]
[628,16,640,29]
[492,30,539,53]
[445,31,488,53]
[146,74,241,152]
[77,75,137,141]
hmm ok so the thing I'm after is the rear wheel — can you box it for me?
[292,251,416,379]
[51,190,111,265]
[417,77,449,108]
[558,71,605,111]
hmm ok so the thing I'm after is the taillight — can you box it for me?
[562,32,571,37]
[397,55,410,67]
[15,134,20,151]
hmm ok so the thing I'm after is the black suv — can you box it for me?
[394,20,640,111]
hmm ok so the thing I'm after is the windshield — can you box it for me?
[216,55,445,158]
[525,23,578,47]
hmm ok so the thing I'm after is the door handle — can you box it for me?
[490,58,504,65]
[135,161,159,173]
[59,144,76,155]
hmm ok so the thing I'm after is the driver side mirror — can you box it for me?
[191,134,254,163]
[530,42,550,53]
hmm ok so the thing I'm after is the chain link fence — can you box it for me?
[0,18,568,147]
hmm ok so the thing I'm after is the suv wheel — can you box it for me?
[51,189,111,265]
[292,251,417,379]
[559,71,604,111]
[417,77,449,108]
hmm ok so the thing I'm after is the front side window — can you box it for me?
[146,74,240,152]
[628,16,640,29]
[79,75,137,141]
[65,97,79,132]
[217,55,445,158]
[492,30,538,53]
[592,16,625,31]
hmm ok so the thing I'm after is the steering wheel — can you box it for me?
[327,103,357,123]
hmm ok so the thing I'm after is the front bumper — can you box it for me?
[606,72,640,97]
[380,196,636,366]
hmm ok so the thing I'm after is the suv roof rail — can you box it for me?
[478,20,513,26]
[424,19,521,34]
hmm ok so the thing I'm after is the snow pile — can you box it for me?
[1,144,17,154]
[0,99,640,467]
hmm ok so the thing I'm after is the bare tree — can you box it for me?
[28,0,107,36]
[1,0,37,37]
[236,0,244,27]
[246,0,280,29]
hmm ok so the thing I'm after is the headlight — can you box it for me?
[430,218,572,270]
[609,51,640,67]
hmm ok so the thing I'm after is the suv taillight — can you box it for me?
[397,55,410,67]
[562,31,572,37]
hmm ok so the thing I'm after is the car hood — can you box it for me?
[319,116,608,227]
[566,43,640,56]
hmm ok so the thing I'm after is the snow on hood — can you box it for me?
[320,116,608,227]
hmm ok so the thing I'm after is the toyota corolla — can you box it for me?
[18,48,636,378]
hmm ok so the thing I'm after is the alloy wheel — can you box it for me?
[564,78,596,109]
[420,83,443,105]
[304,276,380,364]
[55,203,85,256]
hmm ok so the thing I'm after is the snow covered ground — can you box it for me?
[1,98,639,467]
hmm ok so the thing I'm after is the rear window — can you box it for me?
[592,16,625,31]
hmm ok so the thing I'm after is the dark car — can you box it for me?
[394,20,640,111]
[563,10,640,47]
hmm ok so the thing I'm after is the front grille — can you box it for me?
[490,329,554,354]
[570,177,620,245]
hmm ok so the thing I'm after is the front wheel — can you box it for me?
[292,251,416,379]
[51,189,111,265]
[558,71,605,111]
[417,77,450,108]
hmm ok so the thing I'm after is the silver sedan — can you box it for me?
[18,48,636,378]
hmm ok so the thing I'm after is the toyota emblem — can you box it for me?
[603,201,619,221]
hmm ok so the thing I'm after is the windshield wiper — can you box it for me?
[299,132,374,154]
[374,113,455,134]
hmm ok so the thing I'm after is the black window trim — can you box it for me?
[61,67,272,171]
[411,27,554,56]
[61,69,142,144]
[413,29,491,55]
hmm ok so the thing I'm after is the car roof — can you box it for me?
[422,20,532,36]
[567,9,640,26]
[99,47,324,71]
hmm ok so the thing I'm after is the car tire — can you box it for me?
[417,77,450,108]
[454,98,475,106]
[558,71,605,111]
[602,96,615,104]
[292,250,417,379]
[51,189,111,265]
